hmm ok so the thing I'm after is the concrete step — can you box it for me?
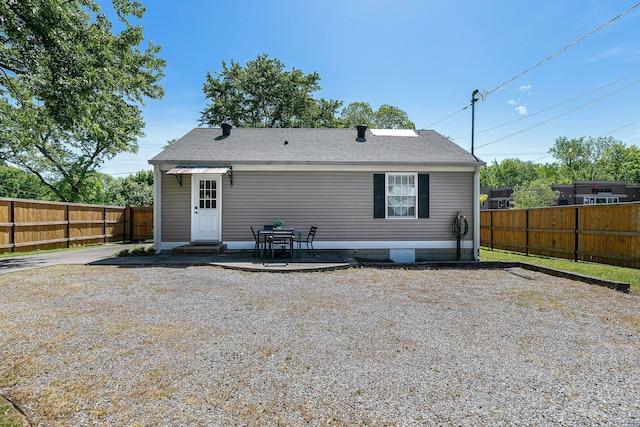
[172,243,227,255]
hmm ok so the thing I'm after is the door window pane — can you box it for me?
[199,179,217,209]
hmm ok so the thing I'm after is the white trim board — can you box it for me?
[224,240,474,251]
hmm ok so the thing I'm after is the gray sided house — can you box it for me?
[148,126,485,261]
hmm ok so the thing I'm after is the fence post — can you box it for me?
[490,210,494,251]
[9,200,15,253]
[574,207,579,262]
[525,209,529,257]
[129,207,134,242]
[65,204,70,248]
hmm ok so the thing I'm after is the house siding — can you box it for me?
[159,169,475,249]
[220,170,474,244]
[160,173,191,241]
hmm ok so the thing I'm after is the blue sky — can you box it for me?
[100,0,640,176]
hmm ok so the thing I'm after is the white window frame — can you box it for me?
[386,173,417,219]
[583,196,619,205]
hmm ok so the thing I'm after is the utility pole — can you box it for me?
[470,89,481,156]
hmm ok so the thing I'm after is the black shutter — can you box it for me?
[418,174,429,218]
[373,174,385,218]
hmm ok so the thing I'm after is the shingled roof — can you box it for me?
[149,127,483,166]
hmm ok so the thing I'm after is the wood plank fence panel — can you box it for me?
[481,202,640,269]
[129,207,153,241]
[479,211,491,248]
[0,198,153,254]
[578,204,640,268]
[488,209,527,253]
[106,208,125,243]
[527,207,576,260]
[0,200,10,247]
[14,200,68,251]
[69,204,104,247]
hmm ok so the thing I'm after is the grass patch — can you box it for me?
[0,398,28,427]
[0,242,135,258]
[0,242,153,259]
[480,248,640,293]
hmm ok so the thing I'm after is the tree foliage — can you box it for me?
[511,179,560,209]
[619,146,640,184]
[200,55,415,130]
[340,102,415,129]
[200,53,342,128]
[339,102,374,129]
[0,165,54,200]
[480,158,543,188]
[549,136,623,182]
[103,170,154,206]
[373,104,415,129]
[482,137,640,190]
[0,0,165,202]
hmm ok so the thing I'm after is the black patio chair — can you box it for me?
[298,226,317,257]
[270,229,294,261]
[250,226,260,258]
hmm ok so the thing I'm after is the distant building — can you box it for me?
[481,181,640,210]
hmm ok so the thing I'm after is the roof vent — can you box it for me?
[356,124,367,141]
[221,122,232,136]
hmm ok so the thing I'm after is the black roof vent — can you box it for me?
[221,122,232,136]
[356,124,367,141]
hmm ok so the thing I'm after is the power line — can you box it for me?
[483,2,640,97]
[474,78,640,150]
[599,119,640,137]
[481,152,548,156]
[423,2,640,130]
[531,154,553,163]
[453,68,640,140]
[425,105,469,129]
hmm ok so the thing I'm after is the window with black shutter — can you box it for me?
[374,173,429,219]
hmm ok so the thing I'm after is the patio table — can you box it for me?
[259,229,301,260]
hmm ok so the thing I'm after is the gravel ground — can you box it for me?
[1,265,639,426]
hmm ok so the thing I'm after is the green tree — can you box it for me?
[103,170,153,206]
[511,179,559,209]
[536,162,565,184]
[340,102,374,128]
[0,165,54,200]
[0,0,165,202]
[374,104,415,129]
[549,136,621,181]
[620,146,640,184]
[297,98,344,128]
[200,53,341,128]
[480,158,542,188]
[340,101,415,129]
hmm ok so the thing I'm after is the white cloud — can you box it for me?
[519,85,531,93]
[508,100,516,105]
[515,105,527,116]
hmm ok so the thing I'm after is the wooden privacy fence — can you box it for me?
[480,202,640,269]
[0,198,153,254]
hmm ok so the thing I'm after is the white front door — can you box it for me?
[191,175,221,242]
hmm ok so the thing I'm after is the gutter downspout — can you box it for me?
[473,165,481,261]
[152,164,162,253]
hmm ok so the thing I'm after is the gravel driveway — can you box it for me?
[1,265,639,426]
